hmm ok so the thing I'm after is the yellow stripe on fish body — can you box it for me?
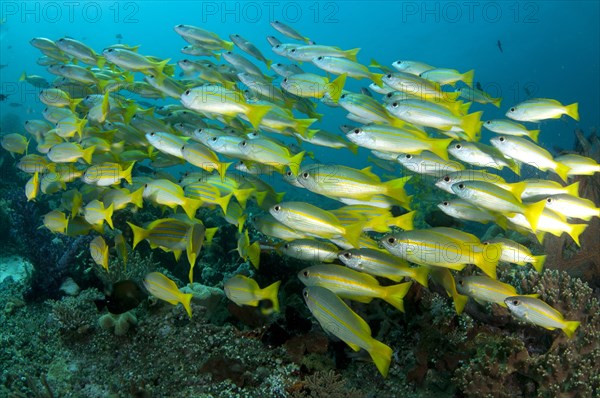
[435,169,507,194]
[297,164,410,203]
[83,199,114,229]
[347,124,451,160]
[451,180,546,233]
[1,133,29,155]
[143,272,193,318]
[420,67,475,87]
[520,179,580,201]
[184,182,232,214]
[338,247,429,287]
[276,239,339,263]
[82,162,134,186]
[43,210,69,234]
[380,229,497,276]
[544,194,600,221]
[505,295,580,338]
[280,73,347,103]
[127,218,189,251]
[298,263,412,312]
[224,275,280,314]
[145,131,187,159]
[397,151,464,177]
[90,235,109,271]
[238,138,305,176]
[456,275,538,307]
[303,285,393,377]
[270,201,363,247]
[181,142,230,180]
[387,99,482,142]
[180,85,272,129]
[17,154,53,174]
[483,119,539,142]
[506,98,579,122]
[506,209,587,247]
[555,154,600,176]
[485,237,546,273]
[102,187,144,211]
[252,214,308,241]
[448,141,519,175]
[25,172,40,201]
[142,179,202,219]
[490,135,571,182]
[338,93,398,125]
[47,142,95,164]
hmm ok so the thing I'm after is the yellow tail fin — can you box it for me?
[248,241,261,269]
[453,293,468,315]
[327,73,347,103]
[460,111,483,141]
[82,145,96,164]
[462,69,475,87]
[260,280,281,313]
[370,73,384,88]
[384,177,411,204]
[562,320,580,338]
[565,102,579,121]
[127,222,148,249]
[428,137,453,161]
[343,222,364,248]
[554,162,571,183]
[382,281,412,312]
[246,104,272,129]
[565,181,580,197]
[182,198,202,219]
[532,254,546,273]
[122,161,135,185]
[344,48,361,62]
[129,187,144,208]
[179,292,193,318]
[412,266,430,288]
[287,151,305,176]
[568,224,587,247]
[368,339,393,377]
[522,200,547,233]
[529,129,540,143]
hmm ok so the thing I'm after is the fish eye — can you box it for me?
[386,74,392,79]
[181,146,185,150]
[317,56,323,60]
[405,154,412,159]
[303,290,308,298]
[211,137,217,142]
[486,120,491,124]
[499,137,505,142]
[547,198,553,203]
[443,176,450,182]
[273,205,281,212]
[442,201,449,206]
[340,94,346,99]
[512,300,519,306]
[458,279,464,285]
[144,184,148,188]
[283,78,288,83]
[284,243,289,249]
[106,48,113,53]
[458,183,465,189]
[392,102,398,108]
[290,49,296,53]
[184,89,190,95]
[455,144,462,149]
[274,45,280,48]
[353,129,360,134]
[241,141,247,147]
[387,237,396,244]
[150,132,155,136]
[510,107,515,112]
[301,172,309,179]
[234,34,239,37]
[343,252,352,259]
[302,271,309,277]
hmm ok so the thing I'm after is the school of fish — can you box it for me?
[5,20,600,377]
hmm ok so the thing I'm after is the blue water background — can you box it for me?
[1,1,598,176]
